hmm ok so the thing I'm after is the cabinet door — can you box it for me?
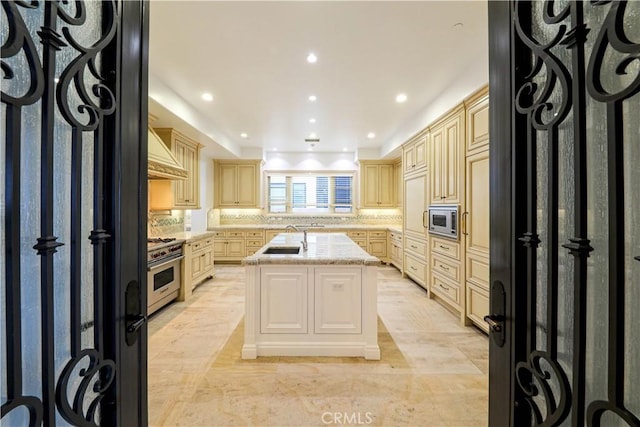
[466,93,490,153]
[236,164,257,206]
[368,239,387,258]
[430,126,445,203]
[377,164,395,206]
[213,240,226,257]
[191,251,203,279]
[403,143,415,174]
[226,239,246,258]
[395,161,403,207]
[260,268,308,334]
[465,150,490,257]
[172,141,187,204]
[404,171,428,236]
[218,164,238,206]
[413,136,427,170]
[314,269,362,334]
[182,143,198,206]
[443,115,462,204]
[202,249,213,271]
[361,164,380,207]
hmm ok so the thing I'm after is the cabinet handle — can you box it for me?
[439,283,450,291]
[422,210,428,228]
[439,264,450,271]
[410,245,417,249]
[462,212,469,236]
[185,199,190,202]
[439,245,449,250]
[410,266,417,271]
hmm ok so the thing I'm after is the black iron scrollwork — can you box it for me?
[55,349,116,427]
[515,351,572,426]
[56,0,117,130]
[513,0,573,130]
[1,396,44,427]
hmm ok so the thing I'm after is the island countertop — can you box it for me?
[243,232,380,266]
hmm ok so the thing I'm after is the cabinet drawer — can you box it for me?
[246,239,264,247]
[405,236,427,258]
[246,230,264,238]
[347,230,367,238]
[404,254,426,284]
[368,230,387,238]
[466,252,489,287]
[213,231,226,238]
[389,232,403,243]
[431,237,461,260]
[430,253,461,282]
[192,238,213,253]
[431,274,460,306]
[227,231,245,238]
[352,238,367,250]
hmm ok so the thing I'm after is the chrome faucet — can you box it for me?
[287,225,308,251]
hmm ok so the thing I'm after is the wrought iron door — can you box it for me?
[1,1,148,426]
[488,1,639,426]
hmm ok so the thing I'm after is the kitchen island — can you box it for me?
[242,233,381,360]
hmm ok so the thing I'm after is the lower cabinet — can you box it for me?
[180,234,215,301]
[243,264,379,360]
[404,252,426,287]
[428,236,465,324]
[389,231,403,271]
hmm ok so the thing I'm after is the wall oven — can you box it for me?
[427,205,459,240]
[147,239,184,315]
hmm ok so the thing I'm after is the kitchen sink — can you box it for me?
[263,246,301,255]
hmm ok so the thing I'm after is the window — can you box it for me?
[267,173,353,213]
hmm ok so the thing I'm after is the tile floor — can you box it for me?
[148,265,489,427]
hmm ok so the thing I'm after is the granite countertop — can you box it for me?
[243,233,381,266]
[162,230,216,243]
[210,224,403,232]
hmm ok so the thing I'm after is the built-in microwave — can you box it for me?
[427,205,458,240]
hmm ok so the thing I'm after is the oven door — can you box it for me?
[147,256,183,315]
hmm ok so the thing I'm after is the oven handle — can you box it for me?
[147,255,184,272]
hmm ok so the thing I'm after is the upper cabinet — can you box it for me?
[394,158,403,208]
[464,86,490,155]
[429,105,464,205]
[360,160,396,208]
[403,133,428,175]
[214,160,261,208]
[149,128,201,210]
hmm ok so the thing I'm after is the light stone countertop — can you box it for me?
[209,224,403,233]
[163,231,216,243]
[243,233,381,266]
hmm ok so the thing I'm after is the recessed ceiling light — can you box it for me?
[273,147,278,151]
[395,93,407,103]
[309,132,317,139]
[240,133,248,139]
[202,93,214,102]
[343,148,348,152]
[307,53,317,63]
[308,95,317,102]
[308,147,313,151]
[309,118,316,123]
[367,132,376,139]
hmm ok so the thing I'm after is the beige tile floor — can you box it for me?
[148,265,489,427]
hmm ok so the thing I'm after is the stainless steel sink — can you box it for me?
[263,246,301,255]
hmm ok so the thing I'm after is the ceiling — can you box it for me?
[148,1,489,159]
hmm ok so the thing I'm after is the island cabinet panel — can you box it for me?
[314,269,362,334]
[260,268,308,334]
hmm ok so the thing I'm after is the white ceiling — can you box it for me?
[148,1,489,159]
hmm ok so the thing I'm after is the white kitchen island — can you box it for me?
[242,233,381,360]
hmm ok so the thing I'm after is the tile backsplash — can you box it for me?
[216,208,402,227]
[148,211,185,236]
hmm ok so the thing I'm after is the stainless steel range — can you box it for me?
[147,238,185,315]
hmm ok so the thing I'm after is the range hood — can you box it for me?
[147,127,187,180]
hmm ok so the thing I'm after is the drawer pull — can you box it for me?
[439,245,449,250]
[410,245,418,249]
[410,266,417,271]
[439,264,450,271]
[439,283,450,291]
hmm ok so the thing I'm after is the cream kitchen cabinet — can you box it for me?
[367,230,387,261]
[463,86,490,332]
[402,169,428,289]
[213,230,246,261]
[403,132,428,175]
[394,159,403,208]
[389,230,403,271]
[360,161,395,208]
[429,236,464,323]
[429,106,464,205]
[214,160,261,208]
[179,234,215,301]
[149,128,201,210]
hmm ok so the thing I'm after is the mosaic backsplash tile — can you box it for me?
[148,212,185,236]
